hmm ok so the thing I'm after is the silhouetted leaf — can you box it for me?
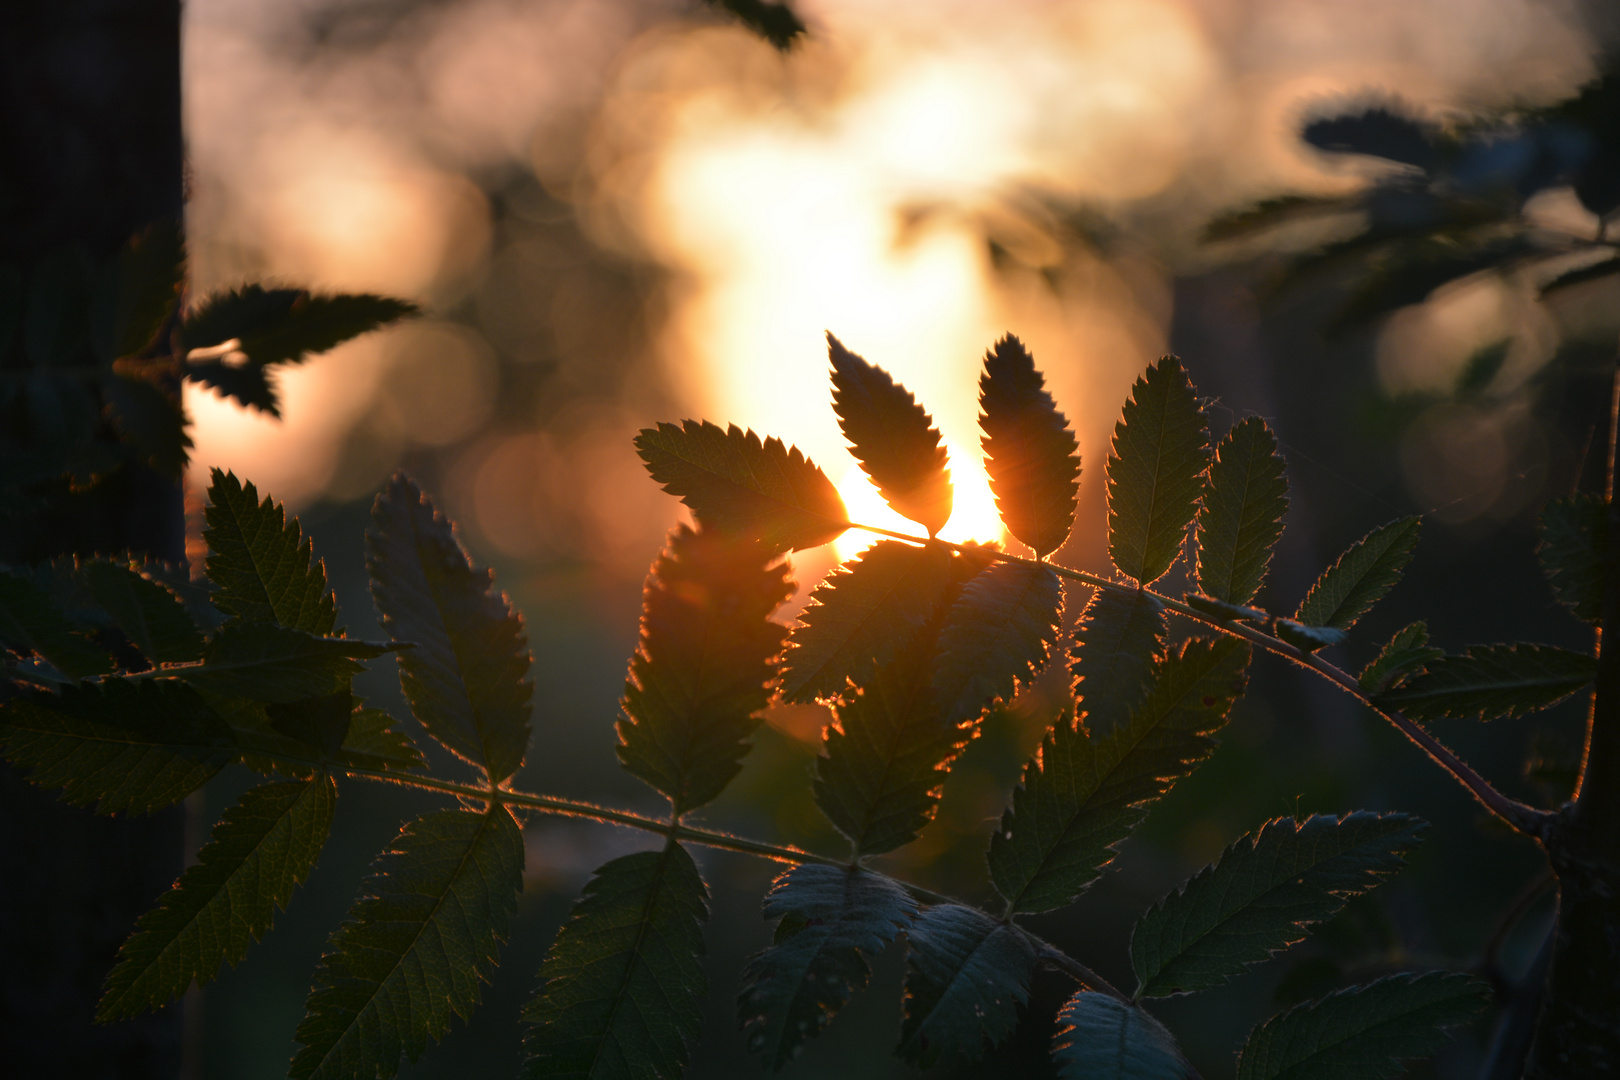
[702,0,805,50]
[367,474,533,782]
[897,904,1037,1067]
[103,221,185,360]
[185,358,278,415]
[619,525,792,813]
[336,706,425,773]
[97,775,336,1021]
[979,334,1081,557]
[738,864,917,1070]
[1378,644,1596,721]
[1539,494,1606,623]
[522,841,709,1080]
[103,374,191,475]
[1275,620,1349,654]
[1201,195,1361,243]
[1107,356,1210,586]
[1330,235,1535,333]
[1051,992,1193,1079]
[1235,972,1488,1080]
[1539,253,1620,297]
[204,469,337,634]
[291,807,523,1080]
[1197,418,1288,605]
[1131,813,1425,998]
[183,286,415,366]
[173,623,390,704]
[1304,104,1445,169]
[1358,623,1443,694]
[1295,518,1421,631]
[82,560,203,664]
[1070,588,1167,736]
[637,420,848,553]
[0,568,113,678]
[932,561,1063,725]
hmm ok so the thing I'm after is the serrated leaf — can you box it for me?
[1539,494,1606,623]
[336,706,424,773]
[979,334,1082,557]
[0,679,236,813]
[0,568,113,678]
[991,637,1250,914]
[738,864,917,1070]
[1235,972,1488,1080]
[1107,356,1211,586]
[267,691,355,757]
[103,373,192,475]
[97,775,336,1021]
[896,903,1037,1067]
[931,561,1063,725]
[171,623,389,704]
[367,474,533,782]
[182,285,415,365]
[204,469,336,634]
[1131,812,1425,998]
[828,333,953,536]
[1197,418,1288,605]
[522,840,709,1080]
[619,525,792,813]
[1378,644,1596,721]
[1275,620,1348,654]
[1358,623,1442,694]
[186,358,279,415]
[1070,587,1167,736]
[636,420,848,553]
[1295,518,1420,631]
[82,560,204,664]
[1051,992,1194,1079]
[291,807,523,1080]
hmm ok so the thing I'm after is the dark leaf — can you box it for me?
[0,568,114,678]
[103,373,191,475]
[1201,195,1361,243]
[979,334,1081,557]
[1051,991,1194,1079]
[702,0,805,50]
[1107,356,1211,586]
[1358,623,1442,694]
[185,358,278,415]
[1295,518,1421,631]
[897,904,1037,1067]
[204,469,337,634]
[336,705,425,773]
[183,285,415,365]
[81,560,204,664]
[1539,252,1620,297]
[1539,494,1605,623]
[104,221,185,360]
[1378,644,1596,721]
[1070,587,1167,737]
[172,623,389,704]
[931,560,1063,726]
[1304,104,1445,169]
[1197,417,1288,605]
[266,691,355,758]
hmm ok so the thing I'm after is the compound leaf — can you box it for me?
[204,469,336,634]
[932,560,1063,726]
[636,421,848,553]
[1107,356,1211,586]
[1539,494,1606,623]
[1131,813,1425,999]
[897,903,1038,1067]
[97,775,337,1021]
[828,333,952,536]
[1070,587,1167,737]
[1197,417,1288,605]
[183,286,415,366]
[0,568,113,678]
[1051,992,1194,1079]
[291,807,523,1080]
[367,474,533,782]
[738,864,917,1071]
[1378,644,1596,721]
[173,623,390,704]
[619,525,792,813]
[979,334,1081,558]
[1234,972,1488,1080]
[82,560,204,665]
[1295,518,1420,631]
[522,840,709,1080]
[1357,623,1442,694]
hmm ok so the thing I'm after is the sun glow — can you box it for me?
[832,445,1005,562]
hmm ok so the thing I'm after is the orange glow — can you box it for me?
[831,443,1005,561]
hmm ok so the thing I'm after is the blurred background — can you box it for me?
[177,0,1620,1076]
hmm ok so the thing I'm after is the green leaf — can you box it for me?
[1051,992,1194,1079]
[97,775,336,1021]
[522,840,709,1080]
[1107,356,1211,586]
[1070,587,1167,736]
[1357,623,1442,694]
[1295,518,1420,631]
[619,525,792,813]
[103,374,192,475]
[291,807,524,1080]
[990,637,1250,914]
[336,705,425,773]
[896,903,1037,1067]
[0,568,113,678]
[701,0,805,50]
[204,469,337,634]
[1378,644,1596,721]
[0,679,236,813]
[367,474,533,782]
[828,333,953,536]
[82,560,204,664]
[1130,812,1425,998]
[782,540,954,703]
[1539,494,1606,623]
[172,623,389,704]
[738,864,917,1070]
[266,691,355,758]
[1197,418,1288,605]
[1235,972,1488,1080]
[979,334,1081,557]
[931,561,1063,726]
[104,221,185,360]
[183,286,416,366]
[636,420,848,553]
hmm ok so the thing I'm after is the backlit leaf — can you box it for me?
[979,334,1081,557]
[1378,644,1596,721]
[82,560,204,664]
[1539,494,1606,623]
[1197,417,1288,605]
[204,469,337,634]
[1295,518,1420,631]
[104,220,185,360]
[896,904,1038,1067]
[0,568,113,678]
[1357,623,1442,694]
[172,623,390,704]
[336,706,424,773]
[1107,356,1211,586]
[931,560,1063,725]
[183,285,415,366]
[104,373,191,475]
[266,691,355,758]
[1070,587,1166,737]
[1051,992,1194,1079]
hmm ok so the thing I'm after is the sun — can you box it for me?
[832,439,1005,561]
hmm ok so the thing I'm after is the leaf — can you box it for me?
[977,334,1082,556]
[636,420,848,553]
[81,560,204,664]
[1234,972,1488,1080]
[522,840,709,1080]
[1051,992,1194,1079]
[291,807,524,1080]
[1295,518,1421,631]
[267,691,355,758]
[828,333,953,536]
[1201,194,1362,243]
[1130,812,1425,998]
[204,469,337,634]
[1107,356,1211,586]
[0,568,113,678]
[931,561,1063,725]
[0,679,236,813]
[337,706,425,773]
[1070,587,1167,737]
[183,285,416,366]
[97,775,336,1021]
[782,541,954,702]
[1378,644,1596,721]
[619,525,793,813]
[1197,417,1288,605]
[1357,623,1442,694]
[702,0,805,50]
[103,373,192,475]
[172,623,390,704]
[1539,494,1606,623]
[100,220,185,361]
[896,903,1038,1067]
[990,637,1250,914]
[185,358,279,415]
[367,474,533,782]
[1275,620,1349,654]
[738,864,917,1070]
